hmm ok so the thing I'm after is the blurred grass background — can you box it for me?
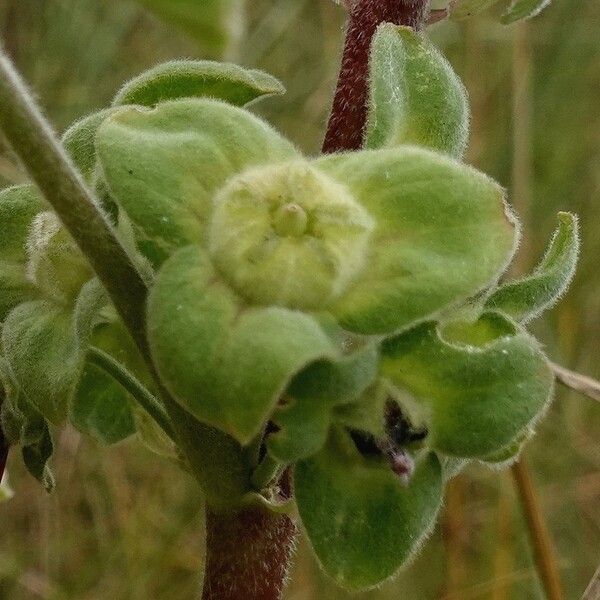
[0,0,598,598]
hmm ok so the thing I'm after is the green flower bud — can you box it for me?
[209,161,374,310]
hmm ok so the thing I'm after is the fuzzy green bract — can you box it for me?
[147,246,338,442]
[317,149,517,334]
[0,185,45,319]
[367,24,470,158]
[486,212,579,323]
[113,60,285,108]
[295,428,443,590]
[268,335,379,462]
[94,97,518,445]
[62,109,122,181]
[70,308,149,445]
[381,311,554,457]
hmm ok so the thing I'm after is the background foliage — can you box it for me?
[0,0,598,598]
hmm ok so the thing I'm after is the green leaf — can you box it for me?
[3,301,79,423]
[61,108,122,182]
[381,311,554,457]
[295,428,443,591]
[439,456,469,481]
[71,362,136,445]
[268,336,379,462]
[0,361,55,491]
[501,0,552,23]
[480,427,532,467]
[0,185,46,319]
[451,0,504,20]
[137,0,243,58]
[96,99,298,266]
[486,212,579,323]
[70,292,145,445]
[22,420,55,492]
[113,60,285,108]
[25,211,93,303]
[147,246,338,443]
[317,147,518,335]
[367,25,470,158]
[2,280,103,425]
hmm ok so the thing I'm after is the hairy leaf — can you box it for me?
[147,246,337,443]
[295,428,442,591]
[3,301,79,423]
[0,361,55,491]
[501,0,552,23]
[113,60,284,108]
[2,280,103,425]
[367,24,470,158]
[317,147,518,335]
[71,362,136,445]
[26,211,93,303]
[70,290,148,445]
[486,212,579,323]
[22,420,55,492]
[268,337,379,462]
[62,108,121,181]
[0,185,45,319]
[381,312,553,457]
[480,427,533,467]
[96,99,298,266]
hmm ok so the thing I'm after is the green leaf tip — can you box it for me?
[381,311,554,458]
[113,60,285,108]
[61,108,123,182]
[367,24,470,158]
[501,0,552,24]
[295,428,443,591]
[486,212,579,323]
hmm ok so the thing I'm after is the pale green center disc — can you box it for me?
[209,161,375,310]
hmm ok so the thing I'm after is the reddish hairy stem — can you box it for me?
[322,0,430,153]
[202,505,297,600]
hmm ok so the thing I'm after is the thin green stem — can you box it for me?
[87,346,176,443]
[0,48,150,356]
